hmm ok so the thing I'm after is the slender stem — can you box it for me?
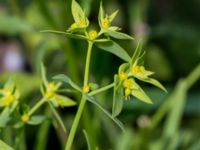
[84,41,93,85]
[65,41,93,150]
[28,97,47,116]
[89,83,115,96]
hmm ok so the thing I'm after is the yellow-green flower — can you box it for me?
[88,30,98,40]
[131,65,154,79]
[45,82,61,99]
[0,80,19,107]
[21,114,29,122]
[83,85,90,93]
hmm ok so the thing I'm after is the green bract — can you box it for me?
[68,0,89,32]
[0,79,19,108]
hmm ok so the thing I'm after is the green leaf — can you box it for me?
[95,41,131,62]
[0,14,32,35]
[27,115,46,125]
[71,0,86,23]
[0,140,14,150]
[109,10,119,22]
[41,30,88,40]
[4,78,15,92]
[0,108,11,127]
[41,63,48,87]
[131,40,143,65]
[54,94,76,107]
[131,83,153,104]
[118,63,130,73]
[98,1,104,27]
[83,129,91,150]
[139,77,167,92]
[48,103,66,133]
[53,74,82,92]
[112,75,124,117]
[84,94,125,131]
[103,29,134,40]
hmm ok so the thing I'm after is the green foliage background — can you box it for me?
[0,0,199,149]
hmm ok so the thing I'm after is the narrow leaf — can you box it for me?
[103,30,134,40]
[139,77,167,92]
[41,63,48,87]
[53,74,82,92]
[131,83,153,104]
[98,1,104,27]
[71,0,85,23]
[0,140,14,150]
[54,94,76,107]
[109,10,119,22]
[84,94,125,131]
[83,129,91,150]
[48,103,66,133]
[27,115,46,125]
[41,30,88,40]
[131,41,143,65]
[112,75,124,117]
[96,41,131,62]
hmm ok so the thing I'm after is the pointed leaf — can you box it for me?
[83,130,91,150]
[54,94,76,107]
[41,63,48,87]
[53,74,82,92]
[131,40,143,65]
[138,77,167,92]
[41,30,88,40]
[96,41,131,62]
[112,75,124,117]
[84,94,125,131]
[98,1,104,27]
[109,10,119,22]
[103,29,134,40]
[131,83,153,104]
[27,115,46,125]
[71,0,85,23]
[0,140,14,150]
[48,103,66,133]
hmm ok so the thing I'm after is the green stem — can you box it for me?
[28,97,47,116]
[65,41,93,150]
[89,83,114,96]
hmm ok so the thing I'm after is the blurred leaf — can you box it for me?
[41,30,88,40]
[48,103,66,133]
[112,75,124,117]
[96,41,131,62]
[131,85,153,104]
[138,78,167,92]
[0,14,32,35]
[0,140,14,150]
[83,129,91,150]
[54,94,76,107]
[131,40,143,66]
[84,94,125,132]
[103,29,134,40]
[53,74,82,92]
[71,0,85,23]
[27,115,46,125]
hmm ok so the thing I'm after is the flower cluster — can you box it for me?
[0,79,19,107]
[116,48,167,103]
[67,0,133,42]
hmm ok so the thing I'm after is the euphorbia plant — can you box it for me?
[0,0,166,149]
[43,1,166,149]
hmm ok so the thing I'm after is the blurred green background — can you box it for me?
[0,0,200,150]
